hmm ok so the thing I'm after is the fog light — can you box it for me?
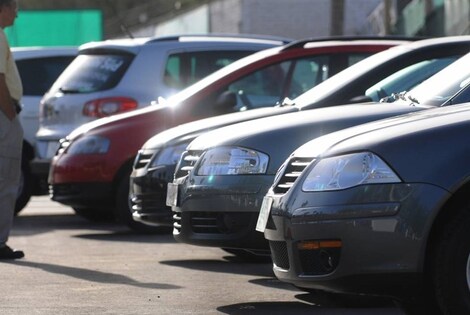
[297,239,342,275]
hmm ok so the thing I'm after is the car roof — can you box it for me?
[281,35,417,51]
[78,33,292,54]
[11,46,78,58]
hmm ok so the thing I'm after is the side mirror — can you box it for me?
[215,91,237,109]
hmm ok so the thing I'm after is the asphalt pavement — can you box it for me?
[0,196,406,315]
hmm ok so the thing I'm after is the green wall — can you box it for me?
[5,10,102,47]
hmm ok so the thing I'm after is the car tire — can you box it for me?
[433,205,470,314]
[15,161,33,215]
[114,172,170,234]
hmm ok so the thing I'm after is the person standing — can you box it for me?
[0,0,24,259]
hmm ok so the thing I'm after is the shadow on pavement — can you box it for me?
[218,299,401,314]
[12,212,176,245]
[160,258,274,278]
[1,260,181,290]
[12,213,119,236]
[217,301,321,314]
[72,230,175,244]
[249,277,300,291]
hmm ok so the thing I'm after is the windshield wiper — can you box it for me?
[407,94,420,104]
[380,91,406,103]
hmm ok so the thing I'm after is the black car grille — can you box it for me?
[133,149,156,169]
[130,194,167,213]
[190,211,253,234]
[190,212,219,233]
[273,157,314,194]
[299,246,340,275]
[174,150,202,178]
[269,240,289,270]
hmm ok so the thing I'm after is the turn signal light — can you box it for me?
[297,240,342,250]
[83,97,138,118]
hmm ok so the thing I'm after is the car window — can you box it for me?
[49,53,133,94]
[287,57,328,99]
[448,80,470,105]
[225,52,376,109]
[380,53,470,107]
[189,52,379,115]
[365,57,458,102]
[227,61,290,109]
[17,56,74,96]
[164,50,254,90]
[348,53,372,66]
[286,53,373,100]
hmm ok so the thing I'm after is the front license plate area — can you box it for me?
[256,196,273,233]
[166,182,179,207]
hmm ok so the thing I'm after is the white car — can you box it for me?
[12,46,77,212]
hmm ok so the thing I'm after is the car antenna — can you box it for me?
[108,0,135,39]
[120,24,134,39]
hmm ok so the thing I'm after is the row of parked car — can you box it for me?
[16,34,470,314]
[45,35,405,224]
[164,39,470,314]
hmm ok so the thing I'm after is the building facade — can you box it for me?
[127,0,469,39]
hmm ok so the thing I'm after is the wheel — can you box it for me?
[432,205,470,314]
[15,161,33,215]
[73,207,114,222]
[114,172,169,234]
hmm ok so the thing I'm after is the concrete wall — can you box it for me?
[210,0,382,39]
[445,0,469,35]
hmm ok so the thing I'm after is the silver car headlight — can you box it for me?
[196,146,269,175]
[149,142,188,167]
[302,152,400,191]
[66,135,110,155]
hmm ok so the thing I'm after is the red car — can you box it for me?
[48,37,404,221]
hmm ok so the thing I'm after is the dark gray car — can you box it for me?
[260,101,470,315]
[169,51,470,259]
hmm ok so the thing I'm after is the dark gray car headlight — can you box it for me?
[196,146,269,175]
[66,135,110,155]
[149,142,188,167]
[302,152,401,191]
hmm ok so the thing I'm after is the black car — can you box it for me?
[261,101,470,315]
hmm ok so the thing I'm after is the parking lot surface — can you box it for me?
[0,197,405,315]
